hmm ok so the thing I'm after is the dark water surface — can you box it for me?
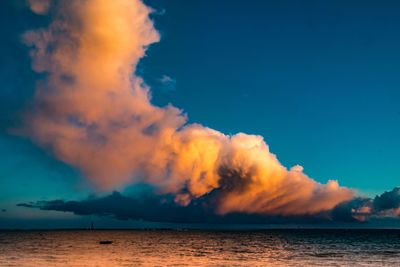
[0,229,399,266]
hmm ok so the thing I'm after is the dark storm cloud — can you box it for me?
[17,187,400,225]
[373,187,400,211]
[331,198,372,222]
[20,192,216,223]
[17,191,336,225]
[332,187,400,222]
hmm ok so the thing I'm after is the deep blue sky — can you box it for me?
[1,0,400,227]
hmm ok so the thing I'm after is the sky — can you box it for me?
[0,0,399,229]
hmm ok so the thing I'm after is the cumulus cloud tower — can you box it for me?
[23,0,354,217]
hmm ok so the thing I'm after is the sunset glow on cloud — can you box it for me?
[20,0,373,218]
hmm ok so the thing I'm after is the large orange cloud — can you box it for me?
[22,0,354,217]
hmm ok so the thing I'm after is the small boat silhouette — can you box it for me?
[99,241,113,245]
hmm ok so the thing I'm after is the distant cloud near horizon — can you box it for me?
[332,187,400,222]
[17,187,400,225]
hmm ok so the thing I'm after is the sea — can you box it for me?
[0,229,399,266]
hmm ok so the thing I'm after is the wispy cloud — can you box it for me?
[159,75,176,92]
[27,0,51,15]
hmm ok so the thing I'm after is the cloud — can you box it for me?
[159,75,176,92]
[27,0,51,15]
[19,192,215,223]
[332,187,400,222]
[373,187,400,215]
[331,198,373,222]
[18,187,400,224]
[19,0,354,218]
[15,192,338,224]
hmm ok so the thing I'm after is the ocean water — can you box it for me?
[0,229,399,266]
